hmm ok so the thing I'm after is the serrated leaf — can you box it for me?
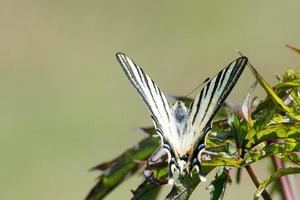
[287,152,300,166]
[86,137,159,200]
[132,155,168,199]
[207,167,230,200]
[139,126,157,136]
[131,180,161,200]
[247,63,300,120]
[254,167,300,200]
[274,80,300,90]
[282,69,300,82]
[243,140,300,166]
[144,161,169,185]
[267,160,283,198]
[228,113,247,151]
[202,157,242,168]
[252,105,276,134]
[246,123,300,149]
[165,167,214,200]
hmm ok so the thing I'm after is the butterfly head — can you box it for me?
[171,101,188,123]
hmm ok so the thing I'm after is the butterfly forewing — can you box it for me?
[116,53,176,147]
[187,57,248,156]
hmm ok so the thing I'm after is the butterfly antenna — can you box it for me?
[183,77,210,99]
[236,49,243,57]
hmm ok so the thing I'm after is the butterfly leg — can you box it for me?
[168,160,178,185]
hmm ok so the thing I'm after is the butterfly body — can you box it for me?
[116,52,247,182]
[167,100,207,178]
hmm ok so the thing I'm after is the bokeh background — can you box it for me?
[0,1,300,199]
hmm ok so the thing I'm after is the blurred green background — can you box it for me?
[0,1,300,199]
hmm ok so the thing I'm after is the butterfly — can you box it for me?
[116,53,248,183]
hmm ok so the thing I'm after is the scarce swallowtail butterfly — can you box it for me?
[116,53,247,183]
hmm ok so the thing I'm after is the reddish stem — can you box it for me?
[271,155,295,200]
[245,165,272,200]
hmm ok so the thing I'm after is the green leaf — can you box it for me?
[252,106,276,133]
[202,157,242,168]
[207,167,231,200]
[228,113,247,150]
[139,126,157,136]
[132,160,169,199]
[267,160,283,198]
[165,175,201,200]
[287,152,300,166]
[85,137,159,200]
[165,167,214,200]
[243,140,300,166]
[247,63,300,120]
[274,80,300,90]
[246,123,300,149]
[131,180,161,200]
[254,167,300,200]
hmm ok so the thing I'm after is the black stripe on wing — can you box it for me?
[116,52,172,137]
[189,57,248,136]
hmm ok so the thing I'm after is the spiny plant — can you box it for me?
[86,45,300,200]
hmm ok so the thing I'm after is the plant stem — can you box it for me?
[271,155,295,200]
[245,165,272,200]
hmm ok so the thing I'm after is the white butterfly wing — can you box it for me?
[187,57,248,151]
[116,53,176,150]
[117,53,248,179]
